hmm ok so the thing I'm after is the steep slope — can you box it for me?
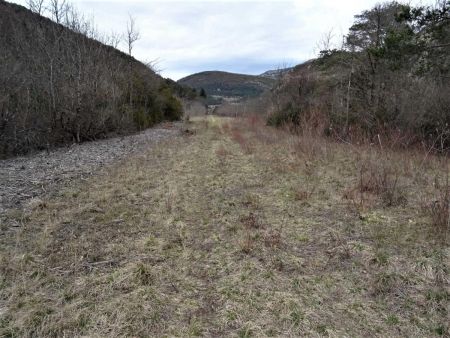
[178,71,275,103]
[0,0,187,157]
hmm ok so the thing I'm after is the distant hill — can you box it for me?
[178,71,275,104]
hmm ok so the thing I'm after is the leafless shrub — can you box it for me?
[289,110,329,161]
[230,127,252,154]
[356,154,407,208]
[342,150,407,212]
[423,175,450,239]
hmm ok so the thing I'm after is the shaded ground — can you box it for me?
[0,116,448,337]
[0,123,180,215]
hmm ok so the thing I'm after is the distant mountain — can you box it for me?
[259,67,293,79]
[178,71,275,104]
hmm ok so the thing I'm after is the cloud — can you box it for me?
[9,0,437,80]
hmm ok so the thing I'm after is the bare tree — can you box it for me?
[125,14,140,56]
[49,0,68,24]
[108,31,122,49]
[315,29,335,55]
[124,14,140,107]
[26,0,45,15]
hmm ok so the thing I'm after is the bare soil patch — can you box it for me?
[0,123,180,215]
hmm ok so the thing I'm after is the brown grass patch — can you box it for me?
[1,116,448,337]
[229,127,253,154]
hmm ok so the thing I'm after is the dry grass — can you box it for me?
[230,126,253,154]
[0,115,448,337]
[422,174,450,241]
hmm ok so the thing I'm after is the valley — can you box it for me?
[0,0,449,336]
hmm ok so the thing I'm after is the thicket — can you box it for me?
[0,1,187,158]
[165,78,201,101]
[269,1,449,152]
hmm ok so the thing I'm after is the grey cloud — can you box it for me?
[10,0,436,80]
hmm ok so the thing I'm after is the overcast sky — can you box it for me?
[10,0,436,80]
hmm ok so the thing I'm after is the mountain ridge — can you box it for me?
[178,70,275,104]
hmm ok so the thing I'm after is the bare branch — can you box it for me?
[26,0,45,15]
[49,0,69,24]
[315,29,335,56]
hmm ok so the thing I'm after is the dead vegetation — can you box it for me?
[0,116,448,337]
[422,174,450,241]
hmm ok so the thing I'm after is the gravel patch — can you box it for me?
[0,123,181,215]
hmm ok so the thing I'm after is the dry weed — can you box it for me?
[230,127,253,154]
[422,174,450,240]
[240,212,262,229]
[239,230,254,254]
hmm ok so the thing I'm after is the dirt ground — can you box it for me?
[0,123,180,215]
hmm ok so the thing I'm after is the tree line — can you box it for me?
[269,1,449,151]
[0,0,196,158]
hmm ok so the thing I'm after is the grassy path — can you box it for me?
[0,116,448,337]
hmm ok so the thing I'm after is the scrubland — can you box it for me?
[0,116,448,337]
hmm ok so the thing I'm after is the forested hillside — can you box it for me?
[0,1,192,158]
[178,71,275,104]
[269,1,449,151]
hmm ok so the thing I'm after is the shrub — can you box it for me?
[163,96,183,121]
[423,176,450,238]
[267,106,297,127]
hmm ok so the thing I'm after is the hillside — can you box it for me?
[259,67,293,79]
[0,1,192,158]
[178,71,275,104]
[267,2,449,149]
